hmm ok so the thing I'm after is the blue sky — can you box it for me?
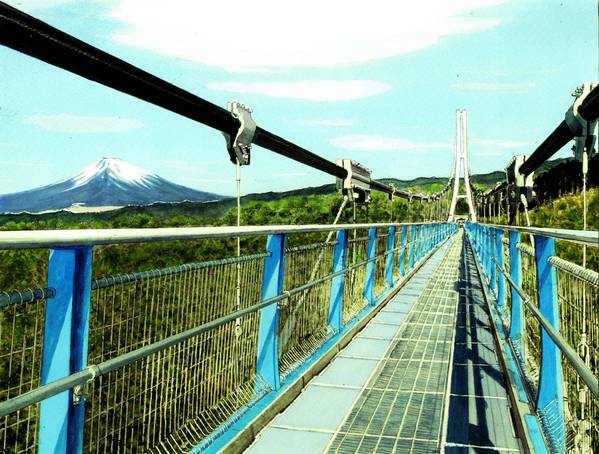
[0,0,597,196]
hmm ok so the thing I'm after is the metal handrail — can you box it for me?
[0,238,429,417]
[495,260,599,398]
[0,222,439,250]
[472,222,599,247]
[0,287,55,308]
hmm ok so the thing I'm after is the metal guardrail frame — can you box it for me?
[0,222,457,452]
[465,221,598,453]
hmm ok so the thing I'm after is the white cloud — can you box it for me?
[453,82,534,93]
[0,160,54,167]
[178,177,231,184]
[161,160,208,172]
[476,151,503,157]
[23,114,143,133]
[471,138,530,148]
[206,80,390,102]
[330,134,451,152]
[307,119,356,127]
[272,172,307,177]
[109,0,504,70]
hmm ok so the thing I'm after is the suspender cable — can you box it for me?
[0,2,422,201]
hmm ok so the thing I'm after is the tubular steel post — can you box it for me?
[385,226,396,288]
[509,230,524,345]
[398,225,408,276]
[533,235,565,450]
[364,227,377,305]
[328,230,348,332]
[408,225,417,270]
[39,246,92,454]
[495,228,506,307]
[257,234,286,390]
[485,227,492,280]
[489,228,497,292]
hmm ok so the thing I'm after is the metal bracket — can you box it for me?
[72,382,88,406]
[565,82,598,161]
[223,102,256,165]
[505,155,534,209]
[336,159,372,204]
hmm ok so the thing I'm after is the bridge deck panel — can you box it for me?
[246,234,522,453]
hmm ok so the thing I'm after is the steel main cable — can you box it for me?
[0,2,435,203]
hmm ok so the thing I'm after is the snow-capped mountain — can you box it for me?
[0,157,226,213]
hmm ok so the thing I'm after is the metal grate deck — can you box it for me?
[326,233,463,453]
[442,238,521,453]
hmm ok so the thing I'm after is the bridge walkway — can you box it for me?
[246,231,522,453]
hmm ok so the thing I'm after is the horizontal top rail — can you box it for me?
[473,223,599,247]
[0,222,438,250]
[496,259,599,398]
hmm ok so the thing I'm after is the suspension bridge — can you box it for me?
[0,3,598,454]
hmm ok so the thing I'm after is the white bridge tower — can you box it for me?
[448,109,477,222]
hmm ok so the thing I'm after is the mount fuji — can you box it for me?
[0,157,227,214]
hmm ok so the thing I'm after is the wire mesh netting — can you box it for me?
[85,255,265,453]
[519,245,541,395]
[392,229,402,283]
[342,232,369,324]
[501,238,512,330]
[374,232,389,298]
[554,263,598,454]
[279,242,335,378]
[0,289,47,453]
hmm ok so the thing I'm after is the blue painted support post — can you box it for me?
[398,225,407,276]
[534,235,565,450]
[364,227,377,305]
[416,225,423,261]
[408,225,416,270]
[39,246,93,454]
[257,234,286,390]
[508,230,524,345]
[385,226,396,288]
[485,227,492,279]
[489,228,497,292]
[495,228,506,307]
[328,230,347,332]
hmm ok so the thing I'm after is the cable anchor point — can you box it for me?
[223,102,256,166]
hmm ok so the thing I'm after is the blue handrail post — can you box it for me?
[257,233,286,390]
[508,230,524,347]
[398,225,407,277]
[534,235,565,451]
[39,246,93,454]
[408,225,416,270]
[495,228,506,307]
[328,229,347,333]
[485,227,492,280]
[489,228,497,292]
[364,227,377,305]
[385,226,396,288]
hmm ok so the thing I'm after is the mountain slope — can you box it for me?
[0,158,226,213]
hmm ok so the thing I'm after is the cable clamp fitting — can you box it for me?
[73,365,100,406]
[566,82,598,162]
[223,102,256,165]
